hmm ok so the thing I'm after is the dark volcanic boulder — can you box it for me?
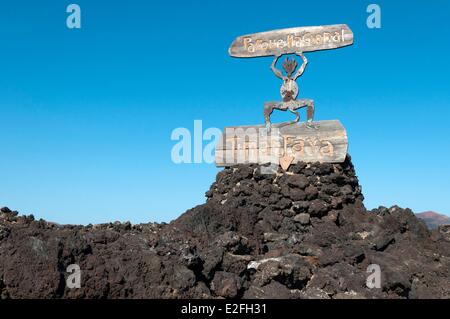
[1,156,449,299]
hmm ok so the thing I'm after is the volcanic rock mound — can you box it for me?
[1,156,449,298]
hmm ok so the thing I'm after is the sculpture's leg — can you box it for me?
[296,99,319,129]
[306,99,319,129]
[288,103,300,125]
[264,102,276,132]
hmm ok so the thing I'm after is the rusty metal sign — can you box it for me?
[229,24,353,58]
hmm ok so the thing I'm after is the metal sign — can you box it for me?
[229,24,353,58]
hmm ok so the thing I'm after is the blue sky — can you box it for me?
[1,0,449,224]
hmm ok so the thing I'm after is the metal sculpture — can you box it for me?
[228,24,354,131]
[264,52,317,131]
[216,24,354,169]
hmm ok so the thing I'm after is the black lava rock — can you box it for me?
[1,156,449,299]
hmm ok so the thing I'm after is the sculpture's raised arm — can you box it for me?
[270,54,284,79]
[293,52,308,80]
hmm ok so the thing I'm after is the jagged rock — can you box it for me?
[222,253,252,275]
[286,175,309,189]
[211,271,241,298]
[308,199,329,216]
[305,185,319,200]
[294,213,310,225]
[292,201,309,213]
[263,232,288,242]
[290,188,307,201]
[439,225,450,241]
[299,287,330,299]
[243,281,301,299]
[333,291,366,299]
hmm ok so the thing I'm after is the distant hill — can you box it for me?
[416,211,450,229]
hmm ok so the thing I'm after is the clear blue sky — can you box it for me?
[1,0,449,224]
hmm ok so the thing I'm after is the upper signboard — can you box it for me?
[229,24,354,58]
